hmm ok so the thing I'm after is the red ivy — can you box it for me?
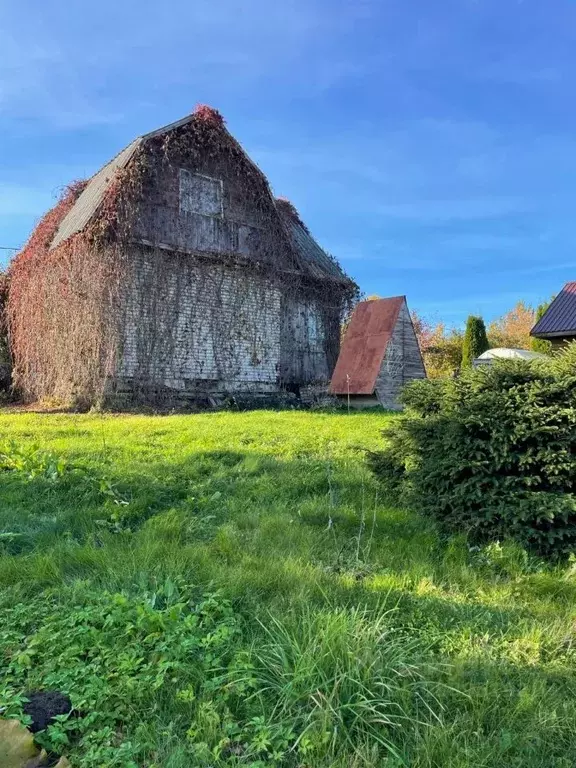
[193,104,225,126]
[7,180,87,375]
[8,180,87,278]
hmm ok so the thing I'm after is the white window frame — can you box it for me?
[179,169,224,218]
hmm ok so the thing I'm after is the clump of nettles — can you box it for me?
[370,344,576,556]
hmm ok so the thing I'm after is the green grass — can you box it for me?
[1,409,576,767]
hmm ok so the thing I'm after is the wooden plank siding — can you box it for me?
[374,301,426,409]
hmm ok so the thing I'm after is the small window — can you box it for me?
[179,169,223,217]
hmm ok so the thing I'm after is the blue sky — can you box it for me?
[1,0,575,325]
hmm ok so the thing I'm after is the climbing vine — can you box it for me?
[7,106,357,407]
[7,181,124,405]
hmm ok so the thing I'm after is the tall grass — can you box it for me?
[223,605,447,764]
[0,410,575,765]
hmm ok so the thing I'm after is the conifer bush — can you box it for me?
[461,315,489,367]
[370,344,576,556]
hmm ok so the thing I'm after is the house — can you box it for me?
[8,106,357,406]
[530,282,576,349]
[329,296,426,409]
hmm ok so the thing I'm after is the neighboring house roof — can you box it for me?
[329,296,405,395]
[531,282,576,337]
[474,348,545,365]
[48,107,352,286]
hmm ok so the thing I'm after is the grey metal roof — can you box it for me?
[276,204,349,282]
[50,139,141,249]
[531,282,576,337]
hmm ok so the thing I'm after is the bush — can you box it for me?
[461,315,489,367]
[370,344,576,556]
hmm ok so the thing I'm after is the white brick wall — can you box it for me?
[119,252,281,390]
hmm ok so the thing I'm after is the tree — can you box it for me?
[462,315,489,367]
[531,298,553,354]
[488,301,535,350]
[412,311,463,378]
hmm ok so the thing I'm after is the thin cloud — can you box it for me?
[374,197,531,223]
[0,0,373,127]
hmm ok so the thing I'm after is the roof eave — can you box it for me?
[531,329,576,339]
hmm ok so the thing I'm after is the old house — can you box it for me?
[329,296,426,409]
[530,281,576,349]
[8,106,356,406]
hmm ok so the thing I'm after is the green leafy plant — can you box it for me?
[370,344,576,556]
[0,441,69,481]
[0,582,444,767]
[0,580,240,767]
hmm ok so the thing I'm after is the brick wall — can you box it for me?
[119,250,286,393]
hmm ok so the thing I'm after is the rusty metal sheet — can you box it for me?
[531,281,576,337]
[330,296,405,395]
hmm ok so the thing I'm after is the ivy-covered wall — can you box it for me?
[7,107,355,406]
[117,250,333,396]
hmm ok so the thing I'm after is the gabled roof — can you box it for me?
[531,282,576,337]
[330,296,405,395]
[50,109,250,252]
[47,107,353,287]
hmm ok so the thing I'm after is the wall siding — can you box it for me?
[280,296,330,385]
[375,301,426,409]
[550,337,576,351]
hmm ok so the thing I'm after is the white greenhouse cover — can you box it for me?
[475,348,545,362]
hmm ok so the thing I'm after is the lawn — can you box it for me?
[1,409,576,767]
